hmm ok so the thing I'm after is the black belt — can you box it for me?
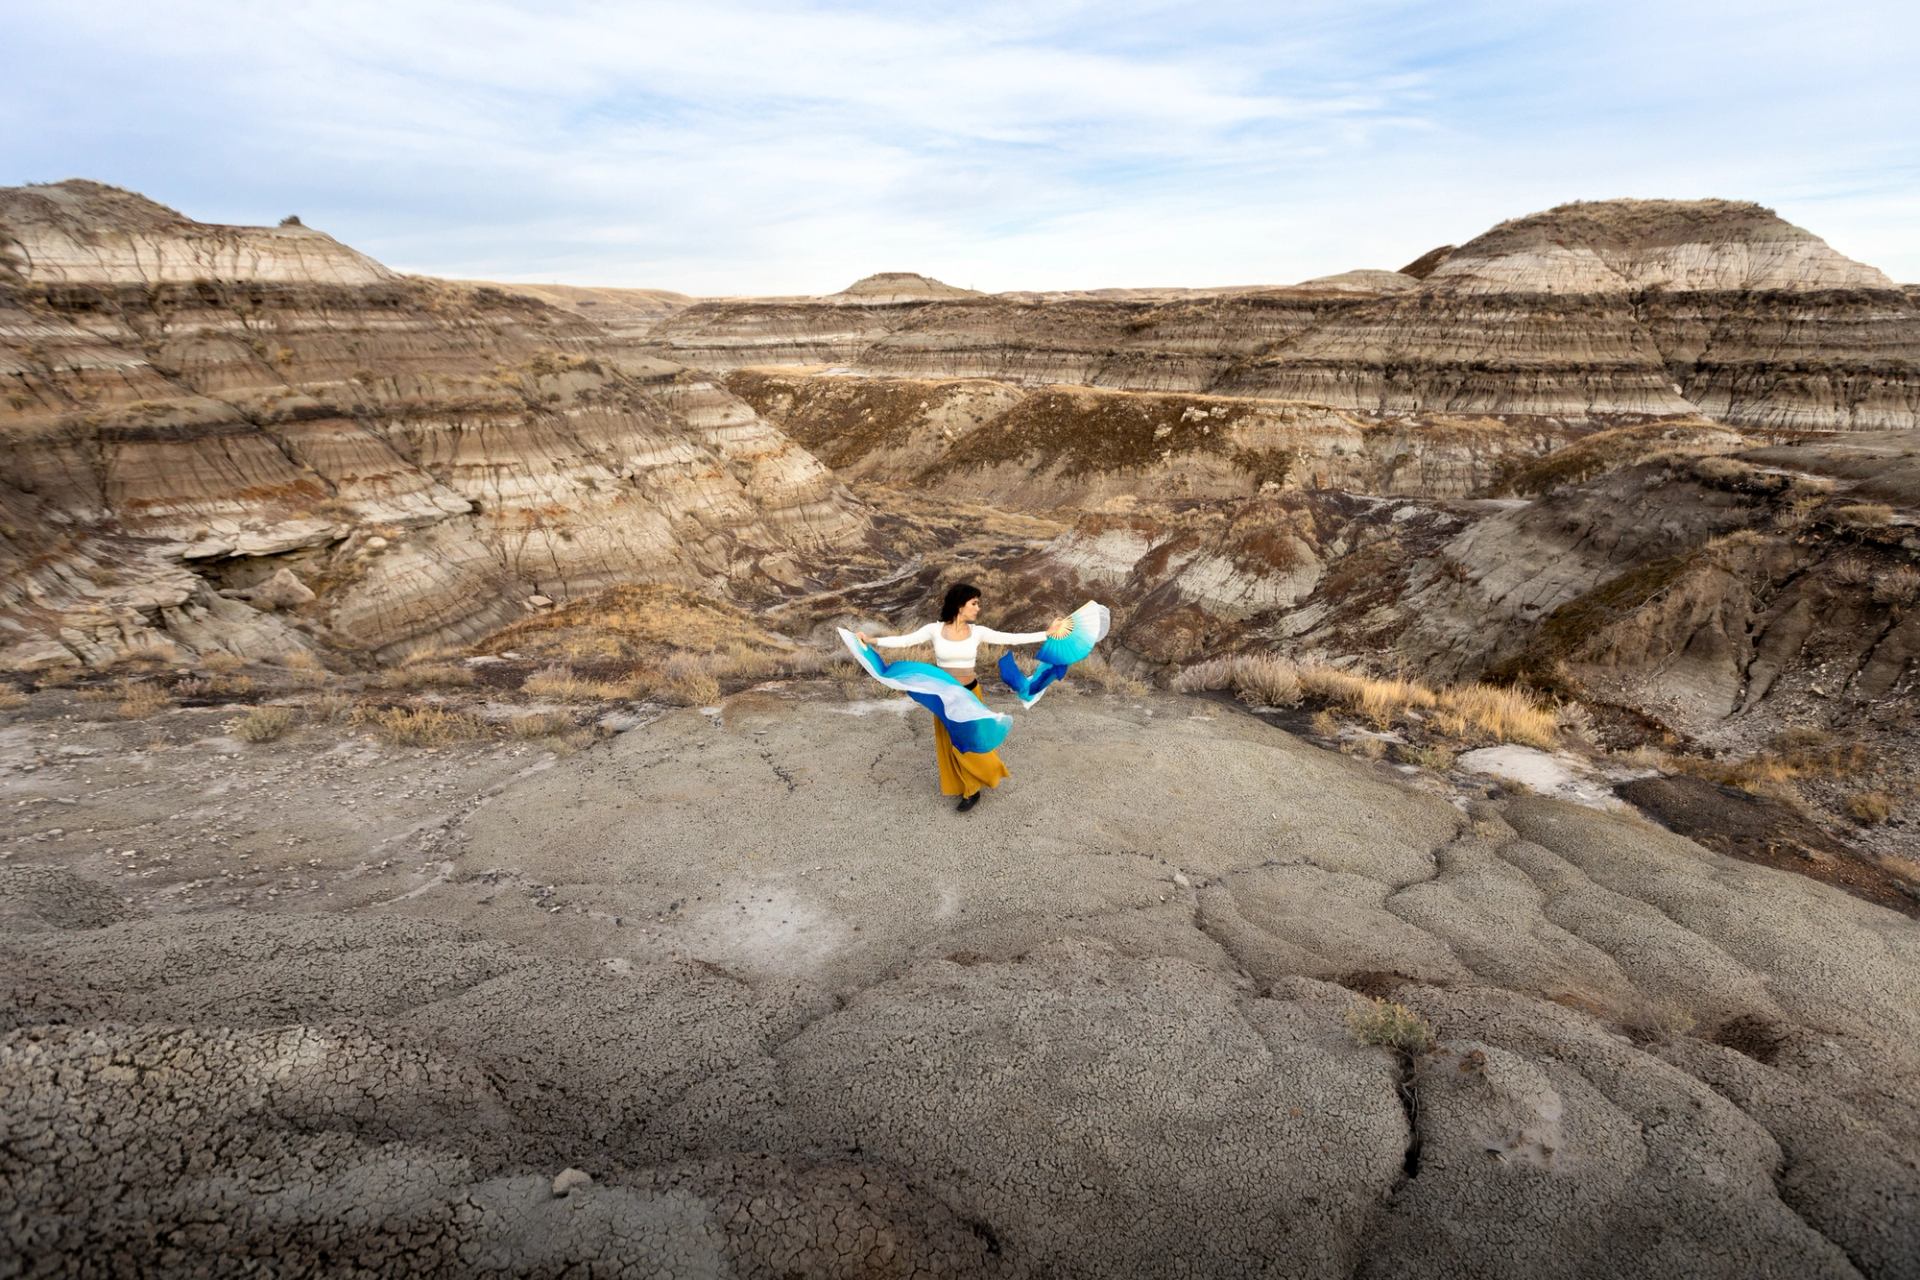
[963,679,979,691]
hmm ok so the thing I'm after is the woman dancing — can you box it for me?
[858,583,1070,812]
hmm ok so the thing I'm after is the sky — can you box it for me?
[4,0,1917,295]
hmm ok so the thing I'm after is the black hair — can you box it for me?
[940,582,982,623]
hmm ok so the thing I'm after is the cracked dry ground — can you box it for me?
[4,683,1919,1278]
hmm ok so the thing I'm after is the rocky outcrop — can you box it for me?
[647,200,1920,431]
[1425,199,1896,294]
[0,181,396,286]
[827,272,980,305]
[0,183,867,666]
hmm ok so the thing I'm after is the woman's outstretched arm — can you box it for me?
[974,617,1072,646]
[856,622,937,648]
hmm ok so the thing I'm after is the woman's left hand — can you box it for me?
[1046,616,1072,639]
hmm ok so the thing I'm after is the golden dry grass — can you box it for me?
[354,705,486,746]
[201,651,246,674]
[506,710,577,739]
[1832,503,1894,529]
[658,654,722,706]
[115,680,172,719]
[1074,655,1149,697]
[1176,653,1555,748]
[229,705,296,743]
[523,666,646,701]
[1845,790,1895,825]
[1396,742,1457,772]
[1345,998,1434,1055]
[1661,735,1872,803]
[0,689,28,710]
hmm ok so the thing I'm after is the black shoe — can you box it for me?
[956,792,981,812]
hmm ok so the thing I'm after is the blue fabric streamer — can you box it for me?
[996,600,1112,708]
[837,628,1012,754]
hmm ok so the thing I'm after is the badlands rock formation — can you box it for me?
[0,182,866,668]
[647,200,1920,430]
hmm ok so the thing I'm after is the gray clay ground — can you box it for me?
[4,680,1920,1278]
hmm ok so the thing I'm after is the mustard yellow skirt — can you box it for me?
[934,684,1010,797]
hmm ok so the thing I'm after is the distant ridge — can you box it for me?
[1425,198,1894,294]
[826,272,980,305]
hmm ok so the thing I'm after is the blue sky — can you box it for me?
[5,0,1916,294]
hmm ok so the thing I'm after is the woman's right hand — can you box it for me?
[855,632,872,647]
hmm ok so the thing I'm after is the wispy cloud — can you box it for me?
[3,0,1916,291]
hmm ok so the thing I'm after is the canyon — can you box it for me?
[3,181,1918,1278]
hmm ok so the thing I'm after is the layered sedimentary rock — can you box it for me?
[727,370,1586,508]
[649,201,1920,431]
[1424,199,1895,294]
[0,180,395,286]
[456,281,696,339]
[0,182,866,666]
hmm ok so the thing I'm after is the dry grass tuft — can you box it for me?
[507,710,576,739]
[1074,655,1149,697]
[205,673,255,697]
[115,680,173,719]
[1346,998,1435,1055]
[1844,790,1895,825]
[1872,566,1920,607]
[1343,734,1389,761]
[657,654,722,706]
[1663,735,1872,803]
[378,663,476,690]
[309,692,357,722]
[1830,556,1874,587]
[1177,653,1555,747]
[355,704,486,746]
[229,705,296,743]
[1396,742,1457,772]
[1309,709,1340,738]
[523,666,644,702]
[201,651,247,674]
[1831,503,1894,529]
[0,689,29,710]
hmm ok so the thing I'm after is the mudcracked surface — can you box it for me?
[5,683,1919,1277]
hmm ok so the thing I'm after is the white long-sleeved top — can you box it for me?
[870,621,1049,671]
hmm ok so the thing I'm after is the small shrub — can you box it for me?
[1309,709,1340,738]
[205,674,254,696]
[1872,566,1920,607]
[1397,742,1457,772]
[1845,790,1895,825]
[1343,734,1388,760]
[507,710,575,739]
[229,705,296,742]
[659,654,722,706]
[1831,503,1893,529]
[1771,725,1832,754]
[1346,998,1435,1055]
[115,680,172,719]
[201,651,246,674]
[310,692,356,722]
[357,705,485,746]
[1830,556,1873,587]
